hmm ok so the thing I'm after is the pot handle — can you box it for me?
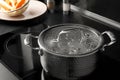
[24,34,43,55]
[24,34,40,50]
[24,34,44,56]
[101,31,116,51]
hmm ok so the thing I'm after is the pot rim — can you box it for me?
[38,23,104,57]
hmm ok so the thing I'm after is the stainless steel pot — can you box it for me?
[24,24,116,80]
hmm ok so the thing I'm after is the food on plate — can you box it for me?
[16,0,25,8]
[0,0,29,16]
[0,0,13,11]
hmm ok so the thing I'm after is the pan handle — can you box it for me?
[24,24,49,55]
[101,31,116,51]
[24,23,49,50]
[24,34,40,50]
[24,34,44,56]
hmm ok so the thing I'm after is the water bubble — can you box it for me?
[47,28,99,55]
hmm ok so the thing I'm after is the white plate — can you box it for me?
[0,0,47,21]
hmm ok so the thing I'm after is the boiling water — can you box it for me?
[46,28,100,55]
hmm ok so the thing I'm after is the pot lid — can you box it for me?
[40,24,103,56]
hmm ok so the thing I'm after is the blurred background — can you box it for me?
[40,0,120,22]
